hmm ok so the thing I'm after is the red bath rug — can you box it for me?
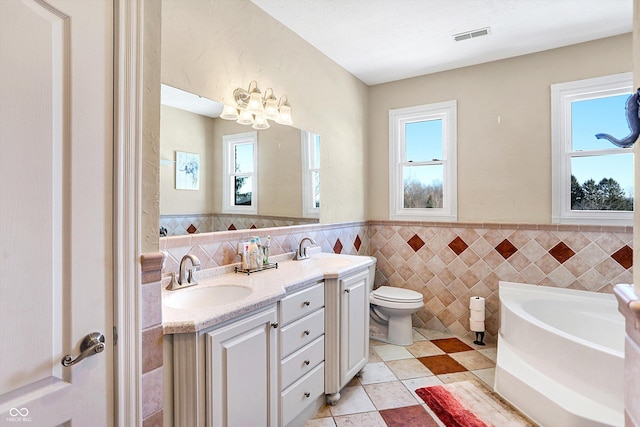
[415,381,538,427]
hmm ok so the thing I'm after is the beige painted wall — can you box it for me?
[141,0,162,253]
[368,34,632,224]
[160,105,216,215]
[161,0,368,224]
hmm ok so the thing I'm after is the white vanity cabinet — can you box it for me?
[278,281,326,427]
[172,304,278,427]
[167,255,376,426]
[325,265,374,404]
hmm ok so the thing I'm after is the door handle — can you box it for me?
[61,332,105,367]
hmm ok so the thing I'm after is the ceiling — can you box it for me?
[250,0,633,85]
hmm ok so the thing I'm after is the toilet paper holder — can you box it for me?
[469,296,486,346]
[473,331,485,346]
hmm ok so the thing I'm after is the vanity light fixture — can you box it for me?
[221,80,293,129]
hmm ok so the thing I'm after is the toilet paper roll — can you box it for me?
[470,310,485,322]
[469,296,485,311]
[469,319,485,332]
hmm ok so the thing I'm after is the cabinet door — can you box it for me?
[207,306,278,427]
[340,270,370,386]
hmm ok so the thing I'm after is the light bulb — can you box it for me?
[252,115,270,130]
[220,104,238,120]
[276,104,293,126]
[236,109,254,125]
[246,90,264,115]
[264,97,279,120]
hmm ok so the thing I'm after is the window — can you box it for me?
[222,131,258,214]
[389,100,457,221]
[301,130,320,218]
[551,73,633,225]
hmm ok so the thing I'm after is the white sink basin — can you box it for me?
[164,285,252,309]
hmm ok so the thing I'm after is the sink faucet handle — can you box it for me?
[167,272,179,290]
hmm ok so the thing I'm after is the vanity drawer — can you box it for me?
[280,282,324,325]
[281,362,325,427]
[281,335,324,390]
[280,308,324,358]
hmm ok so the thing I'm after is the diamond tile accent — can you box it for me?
[407,234,425,252]
[186,224,197,234]
[227,224,236,230]
[448,237,468,255]
[354,235,362,252]
[612,245,633,269]
[495,239,517,259]
[418,354,467,375]
[548,242,575,264]
[250,224,257,229]
[334,238,343,254]
[430,338,473,353]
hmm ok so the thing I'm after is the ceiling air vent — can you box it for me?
[453,27,491,42]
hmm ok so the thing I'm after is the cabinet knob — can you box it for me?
[344,288,350,293]
[304,392,311,398]
[271,322,279,329]
[304,359,310,366]
[303,301,311,306]
[303,330,310,336]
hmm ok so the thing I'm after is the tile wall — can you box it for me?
[155,220,633,342]
[140,252,165,427]
[159,221,368,275]
[370,221,633,340]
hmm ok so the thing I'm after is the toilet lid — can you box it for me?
[372,286,423,303]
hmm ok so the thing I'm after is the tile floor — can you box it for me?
[304,328,497,427]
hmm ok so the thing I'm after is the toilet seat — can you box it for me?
[371,286,422,303]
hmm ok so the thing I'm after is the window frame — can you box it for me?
[222,131,258,215]
[301,130,320,218]
[388,100,457,221]
[551,72,633,225]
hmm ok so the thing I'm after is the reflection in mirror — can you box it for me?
[159,84,320,236]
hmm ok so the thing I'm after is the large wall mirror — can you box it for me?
[160,84,320,236]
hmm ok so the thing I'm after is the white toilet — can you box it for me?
[369,286,424,346]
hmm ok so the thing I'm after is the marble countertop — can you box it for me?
[162,251,376,334]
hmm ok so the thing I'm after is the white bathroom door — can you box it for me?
[0,0,114,425]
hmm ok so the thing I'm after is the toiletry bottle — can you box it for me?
[263,235,271,265]
[255,236,263,268]
[242,242,250,270]
[248,238,258,270]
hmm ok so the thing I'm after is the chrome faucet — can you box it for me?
[295,237,317,260]
[167,254,201,290]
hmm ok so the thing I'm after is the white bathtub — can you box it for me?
[495,281,624,427]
